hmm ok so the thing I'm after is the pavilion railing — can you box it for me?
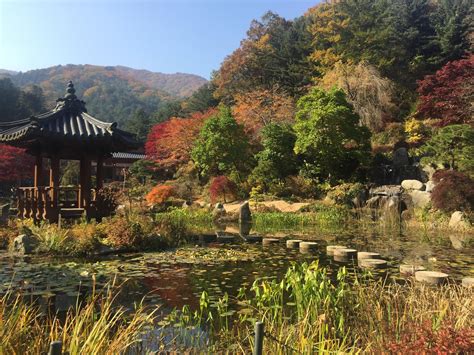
[16,186,97,221]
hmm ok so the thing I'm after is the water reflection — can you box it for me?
[0,224,472,314]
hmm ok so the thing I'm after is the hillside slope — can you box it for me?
[1,64,207,124]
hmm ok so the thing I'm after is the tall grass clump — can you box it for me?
[0,284,157,354]
[253,204,349,233]
[154,208,214,234]
[168,261,473,353]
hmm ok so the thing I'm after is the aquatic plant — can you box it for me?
[166,261,473,353]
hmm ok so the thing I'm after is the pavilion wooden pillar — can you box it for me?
[33,155,43,221]
[33,155,43,188]
[48,156,60,221]
[78,157,92,211]
[96,155,104,190]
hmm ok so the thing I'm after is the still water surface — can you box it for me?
[0,226,472,313]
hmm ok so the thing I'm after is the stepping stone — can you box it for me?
[415,271,448,285]
[357,252,382,260]
[244,235,262,242]
[262,238,279,246]
[217,235,235,243]
[359,258,388,269]
[399,264,426,275]
[299,241,318,252]
[333,248,357,259]
[286,239,302,248]
[461,277,474,287]
[326,245,347,256]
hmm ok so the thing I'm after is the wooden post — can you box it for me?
[48,157,60,222]
[33,155,43,221]
[34,155,43,188]
[79,157,91,211]
[48,340,62,355]
[96,155,104,190]
[254,321,264,355]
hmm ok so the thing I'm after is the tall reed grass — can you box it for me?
[0,283,156,354]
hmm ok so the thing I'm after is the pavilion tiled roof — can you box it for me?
[0,81,139,150]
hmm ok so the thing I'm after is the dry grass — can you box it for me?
[0,283,157,354]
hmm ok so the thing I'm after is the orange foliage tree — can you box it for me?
[145,108,217,169]
[233,88,295,141]
[145,185,174,205]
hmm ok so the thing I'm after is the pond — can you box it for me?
[0,224,472,316]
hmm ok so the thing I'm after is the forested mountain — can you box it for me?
[0,64,207,124]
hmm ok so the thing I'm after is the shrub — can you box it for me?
[209,176,237,203]
[69,222,106,254]
[0,222,17,250]
[326,183,366,207]
[102,217,144,249]
[420,124,474,175]
[386,321,474,353]
[404,118,428,145]
[371,122,405,147]
[431,170,474,212]
[95,185,121,217]
[146,185,174,205]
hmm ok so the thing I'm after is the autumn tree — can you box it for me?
[209,176,237,203]
[294,88,371,182]
[191,106,251,178]
[319,61,396,132]
[232,87,295,141]
[0,144,34,182]
[416,54,474,126]
[145,108,217,169]
[213,12,314,102]
[145,185,174,205]
[307,0,472,88]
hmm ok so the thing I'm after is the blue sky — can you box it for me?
[0,0,316,79]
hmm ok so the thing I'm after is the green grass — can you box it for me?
[252,204,349,233]
[154,208,215,233]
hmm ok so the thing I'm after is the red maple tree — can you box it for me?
[0,144,33,182]
[209,175,237,203]
[145,108,217,169]
[416,54,473,126]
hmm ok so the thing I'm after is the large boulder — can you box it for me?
[239,201,252,223]
[369,185,403,197]
[407,190,431,208]
[449,234,471,250]
[401,179,424,191]
[449,211,471,230]
[425,180,436,193]
[393,147,409,167]
[13,234,40,254]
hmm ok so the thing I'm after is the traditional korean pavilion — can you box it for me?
[0,81,139,222]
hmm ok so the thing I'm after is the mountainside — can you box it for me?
[1,64,207,124]
[0,69,17,76]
